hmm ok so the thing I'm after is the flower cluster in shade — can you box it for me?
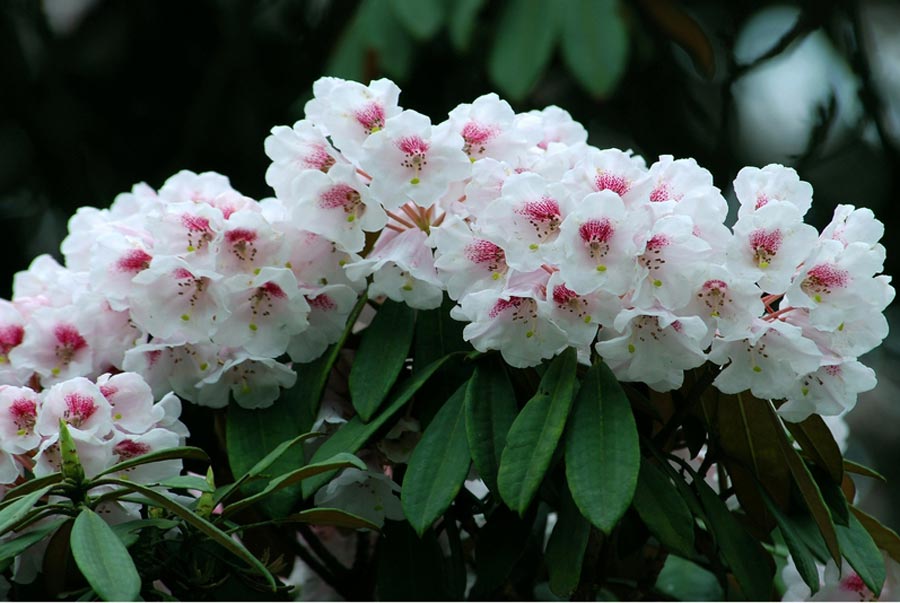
[0,76,892,420]
[0,372,187,497]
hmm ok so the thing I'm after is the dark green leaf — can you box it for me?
[0,485,53,537]
[448,0,486,51]
[71,508,141,601]
[94,446,209,479]
[111,518,181,548]
[561,0,629,97]
[764,402,842,566]
[851,506,900,564]
[222,453,365,519]
[465,362,517,493]
[0,473,63,505]
[98,478,276,590]
[0,517,66,561]
[387,0,445,40]
[760,488,820,593]
[488,0,562,100]
[836,513,886,596]
[844,460,886,482]
[498,349,577,514]
[280,508,380,531]
[302,352,461,498]
[565,361,639,533]
[402,382,471,535]
[545,484,590,597]
[376,520,450,600]
[632,461,694,557]
[350,299,416,422]
[655,555,723,601]
[786,415,843,484]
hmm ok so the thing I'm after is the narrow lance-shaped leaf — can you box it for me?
[95,446,209,479]
[349,299,416,422]
[71,508,141,601]
[498,348,578,514]
[448,0,486,51]
[759,486,821,594]
[402,382,471,536]
[632,460,694,558]
[851,506,900,564]
[387,0,445,40]
[279,508,380,531]
[565,361,639,533]
[0,486,54,537]
[302,352,461,498]
[465,362,517,493]
[836,512,886,596]
[786,414,843,484]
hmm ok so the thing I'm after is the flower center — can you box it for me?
[748,228,782,267]
[355,102,386,134]
[595,172,629,196]
[64,392,96,427]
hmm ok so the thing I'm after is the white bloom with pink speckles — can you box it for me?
[683,265,765,340]
[527,105,589,150]
[8,307,93,384]
[35,377,112,439]
[0,301,28,385]
[264,120,342,199]
[195,354,297,409]
[288,163,386,253]
[734,164,813,219]
[727,201,819,294]
[779,359,877,422]
[554,190,650,296]
[540,272,620,353]
[781,551,900,602]
[562,147,651,205]
[288,284,358,363]
[447,93,539,163]
[96,372,164,435]
[595,308,708,391]
[821,204,884,248]
[88,232,154,311]
[430,214,510,300]
[360,109,471,209]
[304,77,402,163]
[0,386,41,453]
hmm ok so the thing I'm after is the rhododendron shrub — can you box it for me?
[1,77,898,601]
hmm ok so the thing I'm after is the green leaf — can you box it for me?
[94,446,209,479]
[655,555,723,602]
[222,453,366,519]
[58,420,85,485]
[0,473,63,505]
[111,518,181,548]
[561,0,629,97]
[844,459,886,482]
[98,478,277,590]
[464,362,517,493]
[155,475,214,492]
[227,402,323,517]
[71,508,141,601]
[694,477,774,601]
[0,517,66,561]
[302,352,461,498]
[836,512,886,596]
[632,460,694,557]
[760,488,821,594]
[488,0,562,100]
[279,508,380,531]
[764,402,842,566]
[402,382,471,536]
[387,0,445,40]
[565,361,639,533]
[498,348,578,514]
[786,415,843,484]
[448,0,486,51]
[350,299,417,422]
[0,485,53,537]
[851,506,900,564]
[545,484,591,597]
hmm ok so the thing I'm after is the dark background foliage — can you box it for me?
[1,0,898,529]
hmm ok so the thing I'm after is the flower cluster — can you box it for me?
[0,170,365,408]
[266,77,892,422]
[0,372,187,497]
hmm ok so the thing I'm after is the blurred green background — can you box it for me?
[1,0,899,529]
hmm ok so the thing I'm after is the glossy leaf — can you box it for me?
[786,414,843,484]
[632,461,694,557]
[561,0,629,97]
[0,473,63,504]
[302,353,460,498]
[545,485,590,597]
[222,453,366,518]
[71,508,141,601]
[95,446,209,478]
[449,0,486,51]
[0,486,53,537]
[350,299,416,422]
[111,518,181,548]
[694,476,774,601]
[488,0,562,100]
[836,512,886,596]
[280,508,380,531]
[388,0,445,40]
[851,506,900,564]
[765,402,842,565]
[565,361,639,533]
[99,478,276,590]
[402,382,471,536]
[498,348,577,514]
[465,362,517,493]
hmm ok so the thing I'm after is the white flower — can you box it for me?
[734,164,813,219]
